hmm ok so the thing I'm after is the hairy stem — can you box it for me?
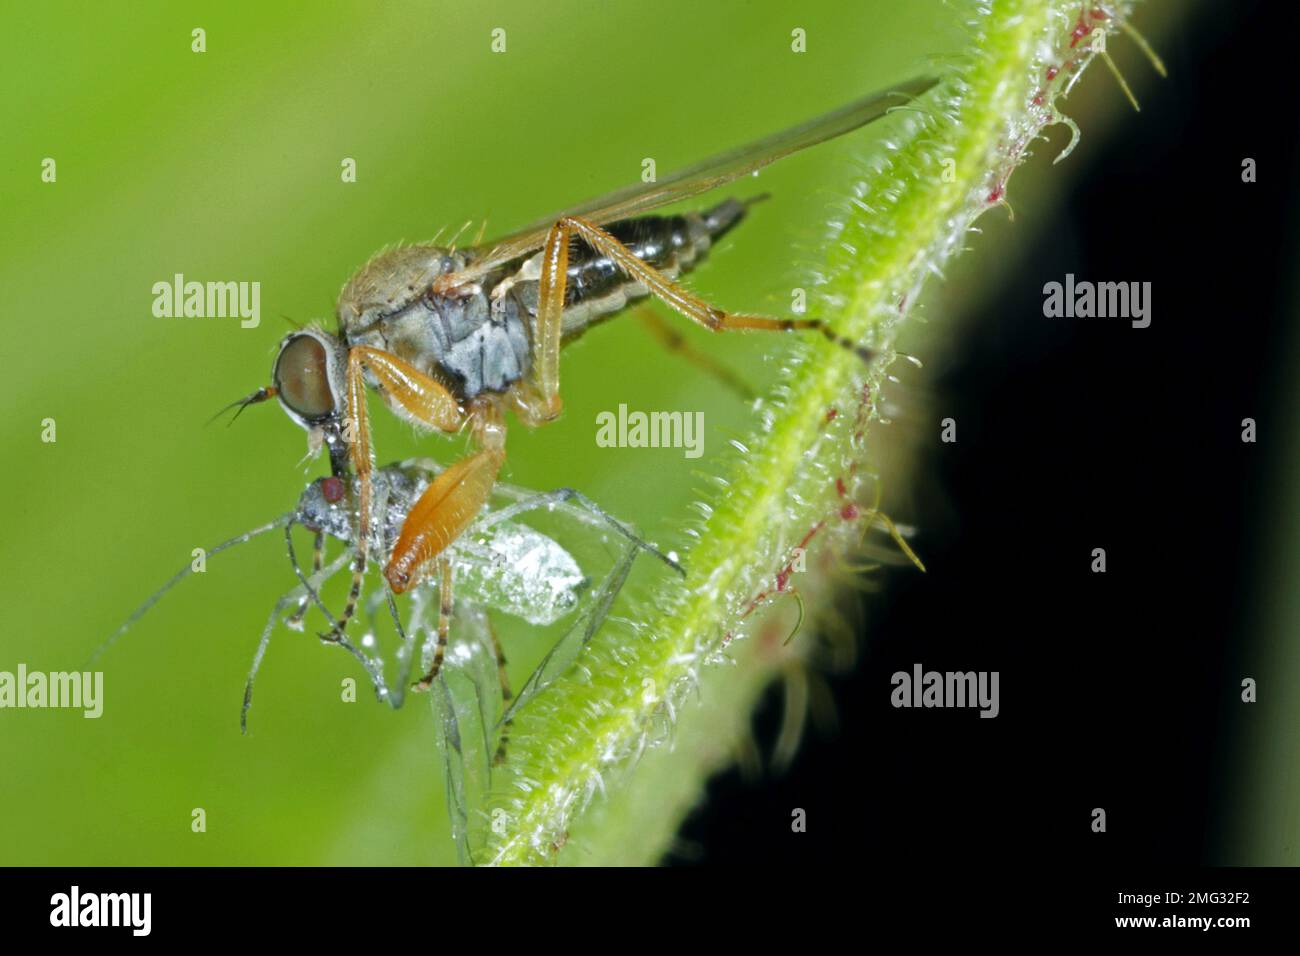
[482,0,1140,866]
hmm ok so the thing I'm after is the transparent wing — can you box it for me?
[428,603,501,866]
[454,75,938,281]
[500,538,637,726]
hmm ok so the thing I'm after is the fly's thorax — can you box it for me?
[337,245,466,334]
[340,246,533,401]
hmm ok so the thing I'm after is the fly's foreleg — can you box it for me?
[323,346,467,639]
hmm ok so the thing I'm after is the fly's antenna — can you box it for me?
[87,516,293,668]
[280,313,305,331]
[208,386,278,427]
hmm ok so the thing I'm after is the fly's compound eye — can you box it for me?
[274,334,336,423]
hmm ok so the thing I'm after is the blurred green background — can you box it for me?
[0,0,955,864]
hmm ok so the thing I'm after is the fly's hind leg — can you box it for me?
[522,215,874,424]
[636,308,757,400]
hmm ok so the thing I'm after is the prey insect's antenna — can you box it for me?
[208,386,278,427]
[88,516,293,668]
[242,546,381,733]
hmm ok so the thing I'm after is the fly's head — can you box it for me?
[217,327,352,474]
[270,328,351,473]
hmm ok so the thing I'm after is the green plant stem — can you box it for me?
[482,0,1139,866]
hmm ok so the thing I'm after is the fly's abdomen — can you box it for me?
[567,198,748,305]
[503,198,753,336]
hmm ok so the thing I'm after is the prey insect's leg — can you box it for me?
[243,548,354,733]
[286,525,342,633]
[287,530,325,630]
[283,525,392,701]
[327,346,468,637]
[475,487,685,576]
[362,586,388,637]
[486,617,513,765]
[530,216,874,416]
[415,558,455,691]
[386,588,420,710]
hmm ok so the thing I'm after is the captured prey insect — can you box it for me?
[95,458,674,746]
[225,75,938,664]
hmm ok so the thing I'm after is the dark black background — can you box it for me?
[680,0,1300,870]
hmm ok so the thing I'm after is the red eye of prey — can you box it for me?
[321,476,345,503]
